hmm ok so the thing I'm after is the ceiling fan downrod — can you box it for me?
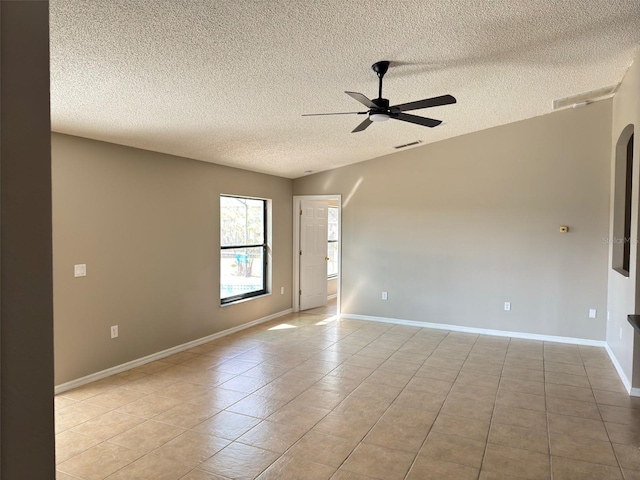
[372,61,390,100]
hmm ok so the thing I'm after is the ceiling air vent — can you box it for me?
[394,140,422,149]
[553,84,619,110]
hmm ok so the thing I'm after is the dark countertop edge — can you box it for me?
[627,315,640,334]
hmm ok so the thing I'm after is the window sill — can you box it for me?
[220,292,272,307]
[613,267,630,278]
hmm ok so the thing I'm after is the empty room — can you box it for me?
[2,1,640,479]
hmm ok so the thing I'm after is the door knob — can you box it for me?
[325,257,329,261]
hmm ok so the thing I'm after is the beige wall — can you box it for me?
[607,53,640,388]
[52,133,293,384]
[295,101,612,340]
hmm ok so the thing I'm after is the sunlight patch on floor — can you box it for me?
[315,316,338,325]
[268,323,297,330]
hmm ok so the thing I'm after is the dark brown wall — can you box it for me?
[1,1,55,478]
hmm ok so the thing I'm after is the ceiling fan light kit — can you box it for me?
[303,60,456,133]
[369,113,390,122]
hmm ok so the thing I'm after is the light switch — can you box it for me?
[74,264,87,277]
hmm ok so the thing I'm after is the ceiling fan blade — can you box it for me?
[394,113,442,128]
[391,94,457,112]
[302,111,367,116]
[352,117,373,133]
[345,91,376,108]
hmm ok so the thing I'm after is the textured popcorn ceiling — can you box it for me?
[50,1,640,179]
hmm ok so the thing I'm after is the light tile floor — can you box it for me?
[55,302,640,479]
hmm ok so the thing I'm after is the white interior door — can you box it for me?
[299,200,328,310]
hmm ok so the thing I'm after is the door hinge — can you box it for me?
[299,209,302,216]
[299,289,302,295]
[299,250,302,255]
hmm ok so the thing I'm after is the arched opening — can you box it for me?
[613,124,635,276]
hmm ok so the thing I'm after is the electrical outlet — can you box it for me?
[280,287,284,295]
[74,264,87,277]
[589,309,597,319]
[111,325,118,339]
[381,291,388,300]
[504,302,511,311]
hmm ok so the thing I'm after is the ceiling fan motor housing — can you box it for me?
[372,98,390,111]
[369,98,391,122]
[370,98,391,121]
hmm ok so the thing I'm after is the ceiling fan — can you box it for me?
[303,61,456,133]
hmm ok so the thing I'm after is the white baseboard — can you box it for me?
[604,344,640,396]
[55,308,292,394]
[341,313,607,347]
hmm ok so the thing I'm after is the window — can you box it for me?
[220,195,267,304]
[327,206,339,277]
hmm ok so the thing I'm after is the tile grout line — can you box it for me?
[580,345,626,479]
[475,335,509,480]
[544,342,554,480]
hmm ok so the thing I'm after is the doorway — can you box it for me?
[292,195,341,313]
